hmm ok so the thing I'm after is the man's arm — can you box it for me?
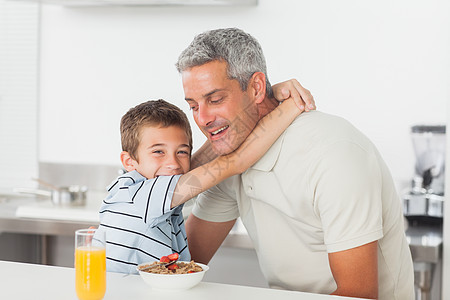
[329,241,378,299]
[185,214,236,264]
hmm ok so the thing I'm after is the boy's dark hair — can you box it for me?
[120,99,192,161]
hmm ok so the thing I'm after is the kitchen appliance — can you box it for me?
[402,125,445,300]
[403,125,445,220]
[14,185,87,206]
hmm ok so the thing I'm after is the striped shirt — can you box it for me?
[95,170,190,274]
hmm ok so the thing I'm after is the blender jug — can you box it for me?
[411,125,446,195]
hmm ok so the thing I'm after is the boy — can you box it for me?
[96,98,301,274]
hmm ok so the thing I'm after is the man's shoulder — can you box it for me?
[288,110,365,141]
[282,110,375,159]
[204,174,241,196]
[290,110,351,130]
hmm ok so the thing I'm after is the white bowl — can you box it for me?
[137,261,209,291]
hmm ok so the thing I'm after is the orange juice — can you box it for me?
[75,246,106,300]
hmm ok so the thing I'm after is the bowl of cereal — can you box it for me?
[137,259,209,291]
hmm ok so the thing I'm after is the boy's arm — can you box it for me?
[190,79,315,170]
[272,79,316,111]
[190,140,217,170]
[171,98,301,208]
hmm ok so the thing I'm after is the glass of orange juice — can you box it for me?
[75,228,106,300]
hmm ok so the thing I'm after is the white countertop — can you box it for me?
[1,193,254,248]
[15,198,100,223]
[0,260,361,300]
[0,192,100,236]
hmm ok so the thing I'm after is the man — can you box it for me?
[175,28,414,300]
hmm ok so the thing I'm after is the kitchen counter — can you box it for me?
[0,260,361,300]
[0,193,252,247]
[3,192,442,256]
[0,193,100,236]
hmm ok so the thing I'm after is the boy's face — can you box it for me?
[130,125,191,179]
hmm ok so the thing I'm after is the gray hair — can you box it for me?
[176,28,273,98]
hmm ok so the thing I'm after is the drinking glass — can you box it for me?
[75,228,106,300]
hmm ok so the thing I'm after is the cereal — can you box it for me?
[139,261,203,274]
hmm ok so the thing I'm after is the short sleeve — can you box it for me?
[310,141,384,253]
[133,175,182,227]
[192,177,240,222]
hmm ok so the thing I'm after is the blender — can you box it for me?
[403,125,446,220]
[403,124,445,300]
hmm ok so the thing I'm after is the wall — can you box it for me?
[38,0,450,293]
[39,0,450,192]
[36,0,450,297]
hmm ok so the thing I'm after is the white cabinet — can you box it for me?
[12,0,257,6]
[205,246,268,288]
[0,1,39,192]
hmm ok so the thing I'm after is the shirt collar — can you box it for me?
[248,130,286,172]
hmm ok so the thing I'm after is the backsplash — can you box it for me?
[38,162,123,192]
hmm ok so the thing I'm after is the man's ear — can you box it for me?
[249,72,267,104]
[120,151,137,172]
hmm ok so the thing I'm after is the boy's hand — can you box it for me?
[272,79,316,112]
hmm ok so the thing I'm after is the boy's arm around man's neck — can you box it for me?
[190,140,218,170]
[171,98,301,209]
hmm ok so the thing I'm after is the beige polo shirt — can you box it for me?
[192,111,414,300]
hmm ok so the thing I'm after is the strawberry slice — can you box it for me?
[167,263,179,271]
[167,253,179,261]
[160,256,170,263]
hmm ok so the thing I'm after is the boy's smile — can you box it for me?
[129,125,191,179]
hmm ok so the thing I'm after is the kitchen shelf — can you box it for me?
[10,0,257,6]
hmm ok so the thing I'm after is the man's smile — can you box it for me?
[207,125,230,141]
[211,125,229,136]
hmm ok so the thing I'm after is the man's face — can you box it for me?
[132,125,191,179]
[182,60,259,155]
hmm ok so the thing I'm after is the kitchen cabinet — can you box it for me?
[0,0,39,192]
[12,0,257,6]
[0,193,100,266]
